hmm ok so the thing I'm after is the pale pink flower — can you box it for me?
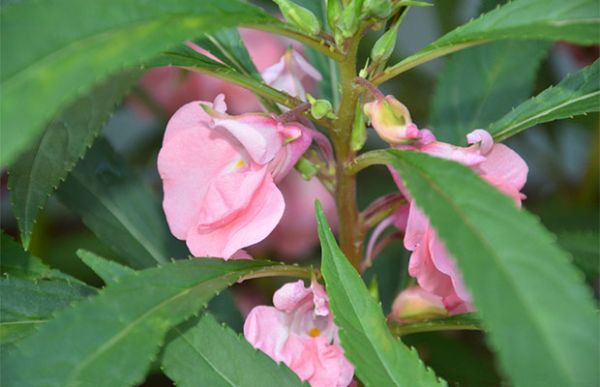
[244,280,354,387]
[261,48,322,100]
[390,285,448,323]
[391,128,528,314]
[363,95,421,144]
[157,96,311,259]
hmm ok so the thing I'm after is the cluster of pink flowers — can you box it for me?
[365,94,528,315]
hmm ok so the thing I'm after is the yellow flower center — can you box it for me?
[307,327,321,337]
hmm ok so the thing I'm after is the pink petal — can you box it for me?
[185,170,285,258]
[403,201,429,251]
[466,129,494,155]
[244,306,290,363]
[478,143,528,191]
[273,280,312,313]
[162,100,214,145]
[269,123,312,183]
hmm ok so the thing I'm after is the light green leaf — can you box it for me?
[430,41,549,144]
[3,259,310,387]
[77,250,135,285]
[386,150,599,387]
[316,203,446,387]
[8,71,139,248]
[375,0,599,84]
[162,313,305,387]
[0,0,279,166]
[490,59,600,141]
[0,277,95,345]
[57,138,187,269]
[196,29,260,78]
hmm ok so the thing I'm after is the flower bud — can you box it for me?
[307,94,336,119]
[351,101,367,151]
[338,0,364,38]
[363,0,391,18]
[327,0,342,33]
[363,95,420,144]
[370,20,400,64]
[273,0,321,36]
[390,286,448,322]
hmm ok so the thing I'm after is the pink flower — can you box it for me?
[244,280,354,387]
[390,285,448,323]
[363,96,421,144]
[392,128,528,314]
[253,170,337,259]
[261,48,322,100]
[157,96,311,259]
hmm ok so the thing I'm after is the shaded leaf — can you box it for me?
[557,231,600,281]
[386,150,599,387]
[77,249,135,285]
[316,203,446,387]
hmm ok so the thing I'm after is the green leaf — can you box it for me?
[3,259,310,387]
[430,41,549,144]
[162,313,305,387]
[77,250,135,285]
[386,150,599,387]
[8,71,139,248]
[0,277,95,345]
[315,203,446,387]
[375,0,599,83]
[388,313,482,337]
[557,231,600,281]
[57,138,187,269]
[196,29,260,78]
[489,59,600,141]
[0,0,279,167]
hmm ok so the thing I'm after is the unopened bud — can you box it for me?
[307,94,336,119]
[273,0,321,36]
[351,101,367,151]
[295,157,320,180]
[363,0,391,18]
[338,0,364,38]
[363,95,420,144]
[370,20,400,64]
[390,286,448,322]
[327,0,342,33]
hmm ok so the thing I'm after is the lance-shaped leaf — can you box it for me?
[0,0,280,167]
[490,59,600,141]
[57,139,187,269]
[429,41,549,144]
[386,150,599,387]
[162,313,305,387]
[2,259,311,387]
[557,231,600,282]
[8,71,139,249]
[316,203,446,387]
[77,250,135,285]
[374,0,599,84]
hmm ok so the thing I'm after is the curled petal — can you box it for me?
[273,280,312,313]
[466,129,494,155]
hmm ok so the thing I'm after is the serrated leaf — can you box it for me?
[0,277,95,345]
[57,138,187,269]
[8,71,139,248]
[2,259,309,387]
[162,313,305,387]
[430,41,549,144]
[386,150,599,387]
[0,0,280,167]
[557,231,600,281]
[490,59,600,141]
[77,250,135,285]
[376,0,599,83]
[315,203,446,387]
[196,29,261,78]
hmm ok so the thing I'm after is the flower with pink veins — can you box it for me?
[244,280,354,387]
[392,128,528,314]
[261,48,322,100]
[157,95,312,259]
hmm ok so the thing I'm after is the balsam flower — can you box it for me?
[363,95,420,144]
[157,96,311,259]
[262,48,322,101]
[244,280,354,387]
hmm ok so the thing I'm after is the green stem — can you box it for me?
[389,314,483,336]
[330,37,363,270]
[346,149,391,175]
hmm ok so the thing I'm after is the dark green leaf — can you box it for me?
[316,203,446,387]
[0,0,279,166]
[386,150,599,387]
[376,0,599,83]
[1,233,67,281]
[430,41,549,144]
[557,231,600,281]
[8,72,139,248]
[162,313,305,387]
[77,250,135,285]
[57,138,187,269]
[490,59,600,141]
[3,259,310,387]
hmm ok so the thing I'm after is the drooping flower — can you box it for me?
[391,128,528,314]
[244,280,354,387]
[261,48,322,100]
[363,95,420,144]
[157,95,311,259]
[390,285,448,323]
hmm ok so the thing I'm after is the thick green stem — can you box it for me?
[331,38,363,270]
[388,314,483,336]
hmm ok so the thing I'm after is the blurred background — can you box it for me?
[1,0,598,385]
